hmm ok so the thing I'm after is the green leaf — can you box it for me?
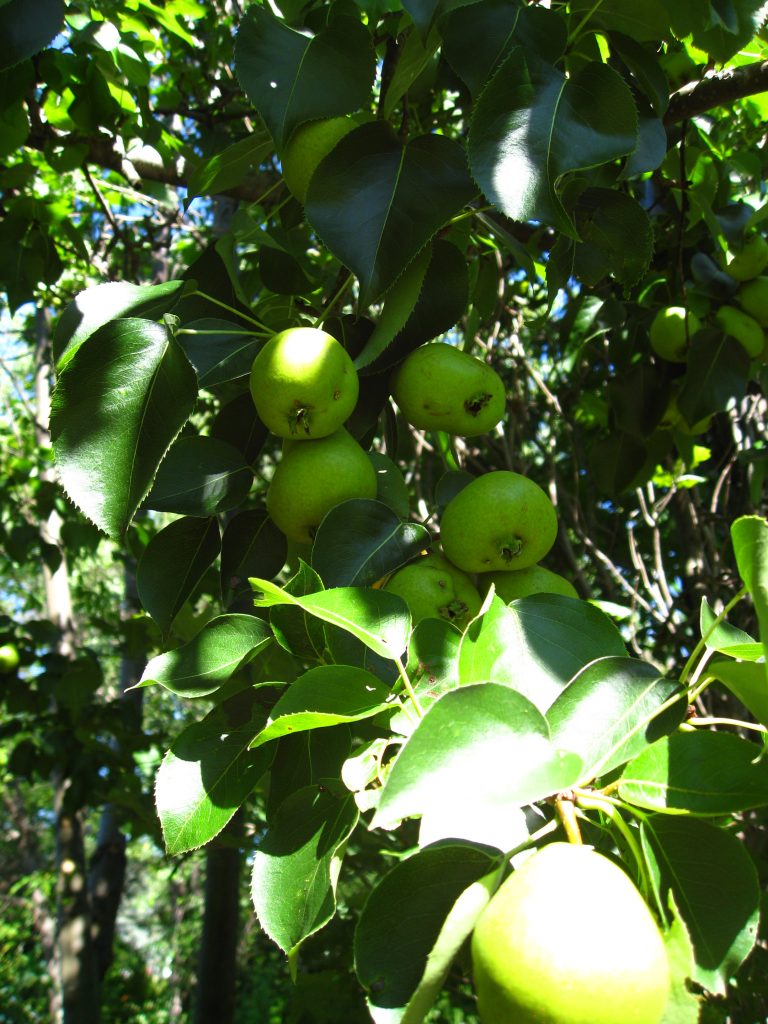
[468,53,637,237]
[458,594,627,712]
[306,122,476,305]
[270,561,328,662]
[258,246,312,295]
[407,617,462,699]
[588,431,648,497]
[250,665,393,749]
[267,726,351,822]
[661,898,702,1024]
[355,239,469,374]
[138,614,273,697]
[620,732,768,815]
[572,188,654,288]
[186,131,273,201]
[143,435,253,517]
[137,517,221,637]
[677,330,750,426]
[156,693,272,855]
[642,815,760,994]
[311,499,430,589]
[709,659,768,727]
[251,786,359,956]
[50,319,198,538]
[355,844,501,1024]
[175,318,263,389]
[251,577,410,661]
[221,510,287,608]
[547,656,685,784]
[731,515,768,668]
[610,32,670,116]
[371,683,582,835]
[569,0,673,41]
[440,0,567,98]
[234,6,375,149]
[0,0,63,71]
[693,0,768,62]
[382,25,440,119]
[53,280,187,369]
[700,597,761,659]
[402,0,444,38]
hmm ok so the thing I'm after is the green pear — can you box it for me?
[391,342,506,436]
[384,553,481,629]
[649,306,701,362]
[0,643,19,673]
[266,429,376,543]
[715,305,765,357]
[250,326,359,439]
[440,471,558,573]
[723,235,768,282]
[471,843,669,1024]
[281,116,356,204]
[480,564,578,601]
[737,276,768,327]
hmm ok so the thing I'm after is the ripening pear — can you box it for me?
[440,472,558,573]
[471,843,670,1024]
[479,564,578,602]
[391,342,506,436]
[250,326,359,439]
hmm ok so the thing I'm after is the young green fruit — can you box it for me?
[723,234,768,282]
[0,643,20,673]
[649,306,701,363]
[471,843,669,1024]
[250,327,359,439]
[391,342,506,436]
[384,553,482,629]
[479,564,577,602]
[266,429,376,543]
[440,471,558,573]
[281,116,356,204]
[715,305,765,357]
[737,276,768,327]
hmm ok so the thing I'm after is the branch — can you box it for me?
[25,125,276,204]
[665,60,768,124]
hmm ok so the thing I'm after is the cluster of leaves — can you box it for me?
[3,0,768,1020]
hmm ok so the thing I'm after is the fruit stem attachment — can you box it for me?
[394,657,424,718]
[192,290,273,333]
[500,538,524,564]
[315,272,354,329]
[554,792,583,845]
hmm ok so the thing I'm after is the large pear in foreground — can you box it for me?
[471,843,669,1024]
[440,471,557,573]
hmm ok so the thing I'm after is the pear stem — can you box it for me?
[316,272,355,328]
[395,656,423,718]
[555,792,583,845]
[193,290,273,333]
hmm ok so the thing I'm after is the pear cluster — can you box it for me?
[250,326,374,543]
[649,233,768,374]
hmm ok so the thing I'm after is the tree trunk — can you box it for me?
[193,813,244,1024]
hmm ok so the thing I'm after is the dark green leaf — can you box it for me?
[258,246,312,295]
[270,562,328,662]
[678,329,750,426]
[137,517,221,636]
[251,786,359,955]
[642,815,760,994]
[440,1,567,97]
[588,432,647,497]
[569,0,672,40]
[175,318,263,389]
[0,0,63,71]
[620,731,768,815]
[139,614,273,697]
[371,683,582,841]
[469,54,637,237]
[210,392,269,467]
[50,319,198,538]
[700,597,761,659]
[547,656,685,784]
[235,6,375,149]
[187,131,273,201]
[221,510,287,608]
[156,693,272,854]
[143,435,253,517]
[573,188,654,289]
[311,499,430,589]
[267,726,351,822]
[458,594,627,712]
[306,122,476,305]
[693,0,768,61]
[355,844,500,1023]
